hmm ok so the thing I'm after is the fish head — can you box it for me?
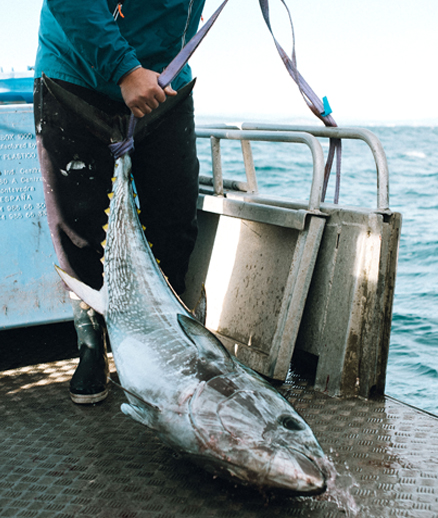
[260,415,327,494]
[189,377,327,494]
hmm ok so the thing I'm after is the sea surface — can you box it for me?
[195,121,438,415]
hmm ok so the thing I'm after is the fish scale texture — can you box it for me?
[1,327,438,518]
[103,157,200,405]
[98,157,327,493]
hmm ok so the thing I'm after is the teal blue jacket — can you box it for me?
[35,0,205,101]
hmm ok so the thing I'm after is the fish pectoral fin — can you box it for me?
[55,265,107,315]
[121,403,158,430]
[177,314,234,366]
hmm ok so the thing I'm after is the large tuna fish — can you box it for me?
[46,76,327,495]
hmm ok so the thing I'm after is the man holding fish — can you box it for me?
[33,0,206,404]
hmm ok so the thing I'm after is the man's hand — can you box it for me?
[119,67,177,118]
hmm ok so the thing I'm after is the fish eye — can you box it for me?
[279,415,305,431]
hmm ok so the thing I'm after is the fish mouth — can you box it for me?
[183,448,326,496]
[265,449,327,495]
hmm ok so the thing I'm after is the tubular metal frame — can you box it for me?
[195,128,325,212]
[196,124,390,213]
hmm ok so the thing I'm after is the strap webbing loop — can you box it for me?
[109,113,137,158]
[258,0,342,203]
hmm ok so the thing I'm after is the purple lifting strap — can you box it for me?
[111,0,342,202]
[258,0,342,202]
[108,113,137,159]
[158,0,229,89]
[109,0,229,159]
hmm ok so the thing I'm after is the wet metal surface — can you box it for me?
[1,324,438,517]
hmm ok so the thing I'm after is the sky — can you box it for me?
[1,0,437,124]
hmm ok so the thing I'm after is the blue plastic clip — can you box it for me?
[321,96,332,117]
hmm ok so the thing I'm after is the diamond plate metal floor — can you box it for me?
[1,324,438,518]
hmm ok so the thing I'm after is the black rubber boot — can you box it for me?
[69,297,109,404]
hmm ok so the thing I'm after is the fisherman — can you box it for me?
[33,0,206,404]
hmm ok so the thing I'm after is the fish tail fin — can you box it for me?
[42,73,196,144]
[55,265,107,315]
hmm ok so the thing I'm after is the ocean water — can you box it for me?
[195,123,438,415]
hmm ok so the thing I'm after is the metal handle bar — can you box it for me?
[195,128,325,212]
[202,123,390,212]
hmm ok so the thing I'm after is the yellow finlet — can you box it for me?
[156,258,161,264]
[108,193,114,200]
[102,223,109,232]
[101,239,107,248]
[105,207,111,215]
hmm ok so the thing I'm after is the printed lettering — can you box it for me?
[19,168,40,175]
[16,133,34,140]
[0,186,37,195]
[20,177,42,183]
[2,153,37,161]
[0,142,29,151]
[0,193,33,203]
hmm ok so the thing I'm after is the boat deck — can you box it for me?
[1,323,438,518]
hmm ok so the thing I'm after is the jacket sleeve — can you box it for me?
[46,0,141,84]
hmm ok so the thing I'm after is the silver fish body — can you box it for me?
[58,154,327,495]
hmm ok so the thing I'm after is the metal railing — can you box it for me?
[196,124,390,213]
[195,128,325,212]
